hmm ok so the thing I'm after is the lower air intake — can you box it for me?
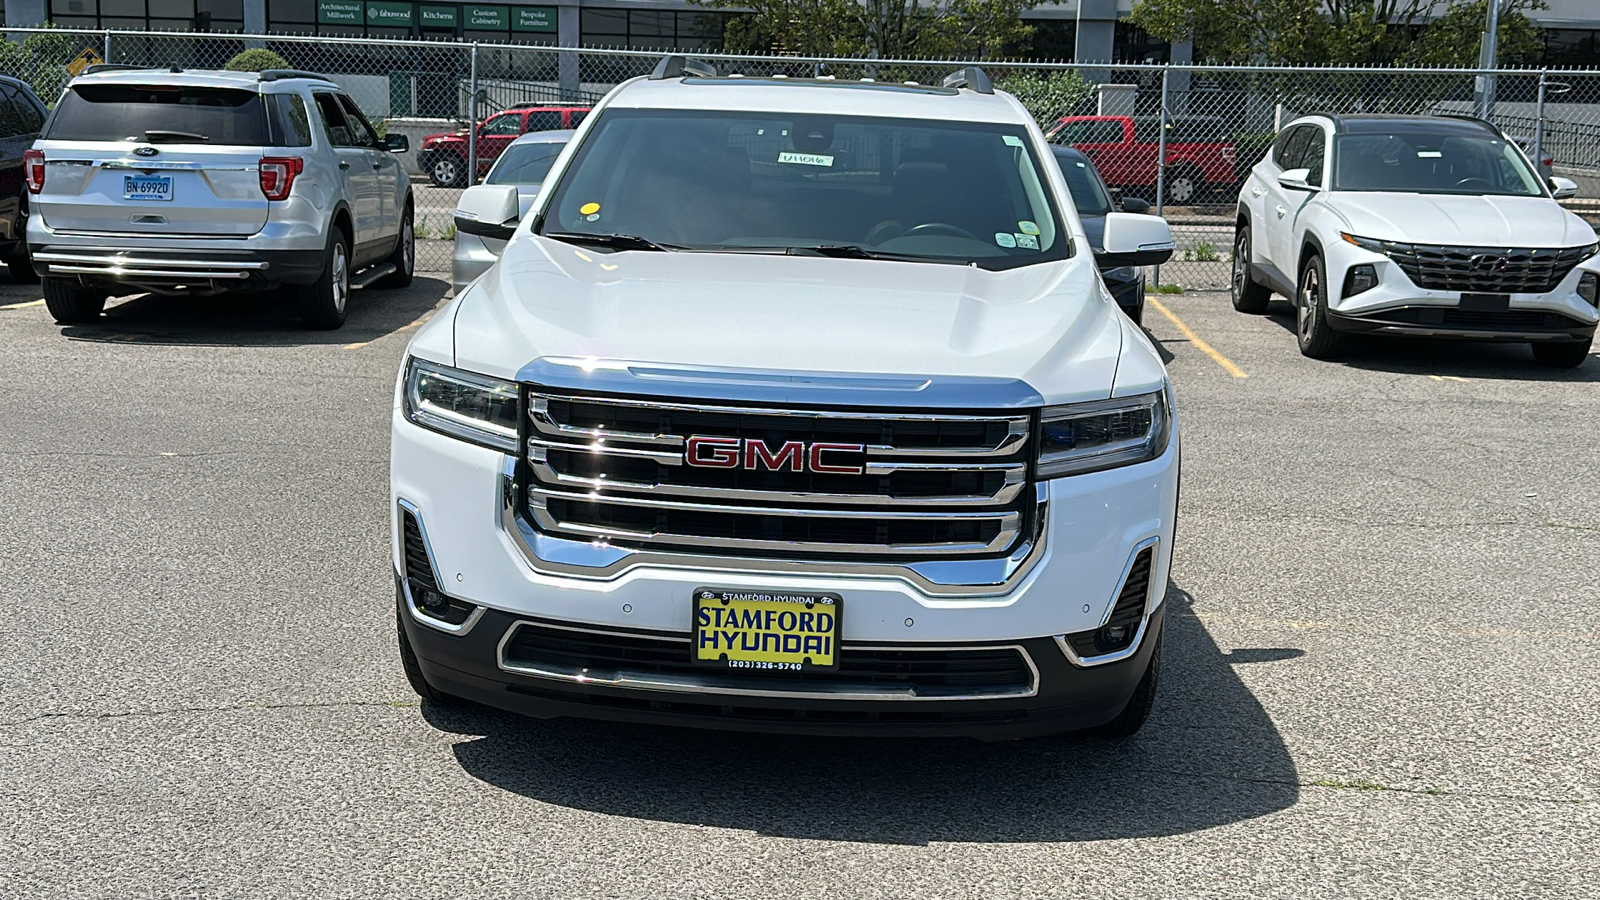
[1065,546,1153,658]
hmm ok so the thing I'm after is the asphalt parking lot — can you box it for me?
[0,268,1595,898]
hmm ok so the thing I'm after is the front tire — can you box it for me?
[429,153,466,189]
[396,592,456,704]
[1230,225,1272,313]
[41,277,106,324]
[1166,166,1203,205]
[1093,633,1161,739]
[1295,253,1342,359]
[1532,338,1592,369]
[295,228,351,330]
[378,205,415,289]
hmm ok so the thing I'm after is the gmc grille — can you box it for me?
[521,391,1032,561]
[1380,242,1591,294]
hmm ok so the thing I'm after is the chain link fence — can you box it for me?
[6,27,1600,284]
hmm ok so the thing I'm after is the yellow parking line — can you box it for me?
[344,306,439,350]
[0,299,45,310]
[1146,296,1248,378]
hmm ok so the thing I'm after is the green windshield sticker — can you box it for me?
[995,233,1017,248]
[1002,135,1024,147]
[778,151,834,167]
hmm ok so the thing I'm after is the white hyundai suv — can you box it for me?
[1232,114,1599,367]
[391,58,1180,739]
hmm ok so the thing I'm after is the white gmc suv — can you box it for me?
[391,58,1180,739]
[1233,114,1598,367]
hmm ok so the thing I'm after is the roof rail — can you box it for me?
[80,63,151,75]
[649,55,717,80]
[941,67,993,95]
[259,69,336,83]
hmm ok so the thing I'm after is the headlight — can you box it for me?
[1037,387,1172,478]
[1341,232,1411,256]
[403,357,519,452]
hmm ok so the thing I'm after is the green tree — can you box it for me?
[0,28,82,104]
[993,69,1095,124]
[700,0,1042,59]
[223,48,290,72]
[1128,0,1545,67]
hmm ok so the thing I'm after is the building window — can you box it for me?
[1544,30,1600,68]
[580,10,734,51]
[1113,22,1169,63]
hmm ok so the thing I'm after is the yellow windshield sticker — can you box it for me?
[1018,221,1040,235]
[579,202,600,215]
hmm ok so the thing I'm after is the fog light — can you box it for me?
[1104,625,1129,644]
[1580,272,1598,306]
[418,588,449,611]
[1344,264,1378,297]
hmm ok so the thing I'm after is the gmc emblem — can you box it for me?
[684,436,866,474]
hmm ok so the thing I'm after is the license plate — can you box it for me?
[123,174,172,201]
[1460,293,1510,311]
[693,588,841,671]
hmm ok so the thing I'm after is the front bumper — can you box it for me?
[391,399,1180,736]
[1324,240,1600,342]
[401,578,1166,739]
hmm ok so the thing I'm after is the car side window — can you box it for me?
[1095,121,1124,143]
[335,94,381,148]
[1278,126,1311,171]
[568,110,587,128]
[269,93,313,148]
[0,87,22,138]
[480,113,521,137]
[1271,127,1300,169]
[313,92,355,147]
[17,91,44,134]
[1300,127,1326,186]
[524,110,561,133]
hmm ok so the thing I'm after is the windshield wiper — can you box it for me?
[785,244,969,265]
[142,130,210,143]
[543,231,678,252]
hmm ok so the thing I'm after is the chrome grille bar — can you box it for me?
[523,390,1033,560]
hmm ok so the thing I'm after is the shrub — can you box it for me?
[994,70,1096,130]
[223,49,289,72]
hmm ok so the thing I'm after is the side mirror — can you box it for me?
[1120,196,1152,215]
[1278,167,1316,191]
[1550,176,1578,200]
[1099,211,1175,267]
[453,184,521,241]
[385,133,409,153]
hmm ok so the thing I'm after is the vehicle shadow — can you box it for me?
[54,275,449,347]
[1262,300,1600,381]
[423,583,1301,844]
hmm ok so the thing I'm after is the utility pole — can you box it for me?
[1477,0,1503,119]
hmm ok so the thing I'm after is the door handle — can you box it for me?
[1275,205,1287,218]
[372,162,382,170]
[1251,186,1265,197]
[339,161,350,170]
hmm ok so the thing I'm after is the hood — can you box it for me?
[450,238,1129,406]
[1332,192,1598,247]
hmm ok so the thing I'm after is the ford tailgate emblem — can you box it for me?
[133,146,158,157]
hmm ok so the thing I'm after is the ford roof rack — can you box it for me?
[80,63,151,75]
[941,67,993,95]
[259,69,336,83]
[650,55,717,80]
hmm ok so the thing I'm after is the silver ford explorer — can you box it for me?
[26,66,415,329]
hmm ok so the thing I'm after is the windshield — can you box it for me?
[1054,153,1113,216]
[46,84,268,144]
[537,109,1072,269]
[488,140,568,185]
[1333,132,1544,196]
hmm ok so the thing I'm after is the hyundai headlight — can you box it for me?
[1341,232,1411,257]
[403,357,519,452]
[1037,388,1172,478]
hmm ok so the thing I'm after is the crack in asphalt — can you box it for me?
[0,698,419,728]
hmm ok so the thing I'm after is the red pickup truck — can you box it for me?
[420,104,590,187]
[1045,115,1237,204]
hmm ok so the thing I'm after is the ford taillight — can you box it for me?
[259,156,303,201]
[23,149,44,194]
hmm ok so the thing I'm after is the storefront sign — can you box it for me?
[366,1,413,26]
[463,4,507,29]
[317,0,364,24]
[512,6,556,32]
[418,4,458,28]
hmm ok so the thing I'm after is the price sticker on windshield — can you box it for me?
[778,151,834,167]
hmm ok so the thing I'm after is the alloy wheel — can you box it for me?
[332,244,349,315]
[1297,266,1317,336]
[433,158,458,186]
[1232,233,1249,299]
[1169,176,1196,204]
[402,220,415,274]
